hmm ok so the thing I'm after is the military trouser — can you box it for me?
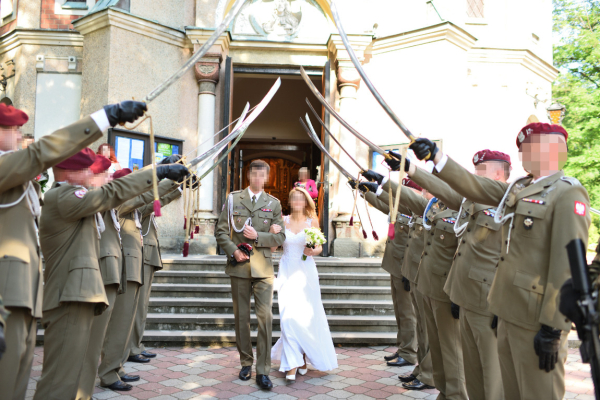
[98,281,141,386]
[79,284,119,399]
[33,302,96,400]
[422,295,467,399]
[460,308,503,400]
[408,285,434,386]
[230,276,273,375]
[390,275,418,364]
[497,318,568,400]
[129,264,155,356]
[0,307,37,400]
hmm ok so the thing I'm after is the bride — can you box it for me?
[269,187,338,381]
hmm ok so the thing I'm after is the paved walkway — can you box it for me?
[26,345,594,400]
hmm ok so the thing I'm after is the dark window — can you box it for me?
[467,0,484,18]
[108,128,184,171]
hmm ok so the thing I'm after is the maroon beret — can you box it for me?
[402,177,423,192]
[472,150,511,166]
[113,168,132,179]
[90,155,111,174]
[0,104,28,126]
[516,123,568,148]
[55,148,96,170]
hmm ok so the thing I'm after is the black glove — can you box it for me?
[491,315,498,330]
[156,164,190,182]
[534,325,562,372]
[180,174,200,190]
[361,170,384,185]
[450,302,460,319]
[358,182,378,193]
[230,243,253,267]
[384,151,410,172]
[103,101,147,127]
[559,278,584,328]
[158,154,182,165]
[402,277,410,292]
[348,179,357,190]
[0,325,5,361]
[409,138,439,161]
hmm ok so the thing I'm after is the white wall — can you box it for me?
[33,73,82,139]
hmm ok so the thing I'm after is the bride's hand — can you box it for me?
[269,224,282,234]
[304,246,321,257]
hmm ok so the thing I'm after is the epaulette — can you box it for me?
[560,176,581,186]
[266,193,280,201]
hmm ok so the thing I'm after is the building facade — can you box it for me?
[0,0,557,255]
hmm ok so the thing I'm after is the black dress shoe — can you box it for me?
[383,351,399,361]
[103,380,132,391]
[398,373,416,383]
[402,378,435,390]
[121,374,140,382]
[387,356,413,367]
[239,365,252,381]
[256,374,273,390]
[127,354,150,363]
[141,350,157,358]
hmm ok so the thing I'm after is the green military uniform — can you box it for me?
[411,167,504,400]
[0,116,103,400]
[34,169,154,400]
[384,179,467,399]
[98,179,178,387]
[215,188,286,375]
[364,191,418,364]
[129,187,181,357]
[435,156,591,400]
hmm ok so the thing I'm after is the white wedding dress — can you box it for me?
[271,216,338,372]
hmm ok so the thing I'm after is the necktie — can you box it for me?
[252,195,256,206]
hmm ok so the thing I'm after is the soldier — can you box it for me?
[351,178,418,368]
[409,122,591,400]
[215,159,286,390]
[400,150,511,400]
[0,101,146,400]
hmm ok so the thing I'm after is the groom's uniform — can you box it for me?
[215,188,286,375]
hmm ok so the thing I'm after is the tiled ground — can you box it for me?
[26,345,594,400]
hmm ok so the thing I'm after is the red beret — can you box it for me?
[402,177,423,192]
[472,150,511,166]
[516,123,568,148]
[55,148,96,170]
[0,104,28,126]
[113,168,132,179]
[90,155,111,174]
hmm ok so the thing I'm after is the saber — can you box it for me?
[330,1,416,143]
[143,0,247,103]
[300,115,354,181]
[592,207,600,216]
[305,98,367,172]
[299,66,391,159]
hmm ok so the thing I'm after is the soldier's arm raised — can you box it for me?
[379,183,428,215]
[365,191,389,215]
[119,178,178,215]
[256,200,286,248]
[215,197,239,258]
[410,167,463,211]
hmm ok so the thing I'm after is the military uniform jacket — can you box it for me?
[0,116,103,318]
[411,167,503,316]
[364,191,411,279]
[436,156,591,331]
[99,209,126,288]
[40,169,154,312]
[140,188,181,270]
[215,188,286,279]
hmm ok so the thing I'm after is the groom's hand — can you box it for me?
[233,249,249,263]
[243,225,258,240]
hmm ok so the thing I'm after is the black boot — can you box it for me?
[239,365,252,381]
[387,356,413,367]
[383,351,399,361]
[102,380,132,391]
[256,374,273,390]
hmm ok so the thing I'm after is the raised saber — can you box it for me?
[305,98,367,172]
[300,115,354,181]
[143,0,247,103]
[592,207,600,216]
[299,66,391,159]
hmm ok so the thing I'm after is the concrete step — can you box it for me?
[148,297,395,316]
[153,270,391,287]
[144,313,397,332]
[150,283,391,300]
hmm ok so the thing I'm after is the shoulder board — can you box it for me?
[560,176,581,186]
[266,193,280,201]
[230,190,242,194]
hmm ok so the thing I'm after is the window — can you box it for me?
[0,0,14,20]
[466,0,484,18]
[108,128,184,171]
[62,0,88,10]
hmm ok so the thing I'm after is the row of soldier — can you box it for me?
[348,122,593,400]
[0,101,193,399]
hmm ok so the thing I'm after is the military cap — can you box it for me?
[402,177,423,191]
[113,168,132,179]
[516,122,568,148]
[472,149,511,166]
[55,148,96,170]
[90,154,111,174]
[0,103,28,126]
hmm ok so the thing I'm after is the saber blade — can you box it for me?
[143,0,248,104]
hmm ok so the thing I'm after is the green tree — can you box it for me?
[553,0,600,248]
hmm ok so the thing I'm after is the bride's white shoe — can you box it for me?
[298,366,308,376]
[286,369,297,381]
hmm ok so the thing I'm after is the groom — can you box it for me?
[215,159,286,390]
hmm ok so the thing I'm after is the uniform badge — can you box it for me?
[524,217,534,230]
[264,220,268,224]
[261,208,272,212]
[473,154,479,163]
[74,189,87,199]
[518,131,525,143]
[574,201,587,216]
[522,198,545,205]
[440,234,445,240]
[237,218,241,224]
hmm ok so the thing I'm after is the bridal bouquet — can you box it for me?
[303,227,327,260]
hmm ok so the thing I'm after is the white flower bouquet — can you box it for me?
[303,227,327,260]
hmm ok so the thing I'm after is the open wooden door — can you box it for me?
[217,56,233,255]
[319,59,331,256]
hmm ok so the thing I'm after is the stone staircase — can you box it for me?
[142,255,397,345]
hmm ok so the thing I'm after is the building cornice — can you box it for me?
[372,21,477,54]
[0,29,83,55]
[73,8,191,48]
[185,28,231,54]
[468,47,559,82]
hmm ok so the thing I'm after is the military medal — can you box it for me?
[237,218,241,224]
[440,234,445,240]
[522,198,545,205]
[264,220,268,224]
[524,217,534,230]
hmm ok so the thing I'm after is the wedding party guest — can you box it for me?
[294,167,318,200]
[97,143,122,173]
